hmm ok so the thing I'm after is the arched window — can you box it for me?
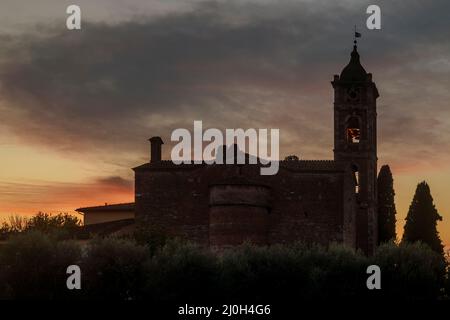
[346,116,361,144]
[352,164,359,194]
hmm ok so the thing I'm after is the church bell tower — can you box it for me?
[332,43,379,255]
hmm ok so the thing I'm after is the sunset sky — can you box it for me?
[0,0,449,246]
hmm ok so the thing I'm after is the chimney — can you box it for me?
[220,144,240,164]
[149,137,164,163]
[221,145,227,163]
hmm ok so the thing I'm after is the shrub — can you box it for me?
[144,239,218,302]
[299,243,367,299]
[81,237,149,300]
[219,244,305,301]
[219,243,367,301]
[132,222,168,256]
[370,241,447,300]
[0,231,82,299]
[0,236,447,301]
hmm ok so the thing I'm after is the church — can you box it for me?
[133,43,379,255]
[78,43,379,255]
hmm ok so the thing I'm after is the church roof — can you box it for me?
[133,159,351,173]
[280,159,350,172]
[340,45,367,82]
[133,160,206,171]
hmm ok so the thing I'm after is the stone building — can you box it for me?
[133,44,379,254]
[76,202,135,226]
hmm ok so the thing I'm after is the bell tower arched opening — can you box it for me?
[346,116,361,144]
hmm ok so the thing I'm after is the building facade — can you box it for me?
[133,44,379,254]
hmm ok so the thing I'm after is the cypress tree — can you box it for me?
[377,165,397,243]
[402,181,444,254]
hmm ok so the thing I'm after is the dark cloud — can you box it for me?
[0,0,449,168]
[95,176,133,189]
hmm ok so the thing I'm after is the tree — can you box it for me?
[377,165,397,243]
[26,212,80,231]
[402,181,444,254]
[0,212,81,240]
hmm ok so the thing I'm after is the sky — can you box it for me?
[0,0,449,246]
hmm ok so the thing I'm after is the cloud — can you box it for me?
[0,175,134,215]
[0,0,449,170]
[95,176,133,189]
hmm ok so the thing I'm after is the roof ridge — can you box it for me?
[76,202,135,212]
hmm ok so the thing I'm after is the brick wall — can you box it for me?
[134,161,356,249]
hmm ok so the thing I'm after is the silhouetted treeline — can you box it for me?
[0,231,448,301]
[0,213,81,240]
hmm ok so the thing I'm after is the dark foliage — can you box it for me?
[377,165,397,243]
[144,240,219,302]
[0,232,82,299]
[0,212,81,240]
[81,237,149,300]
[402,181,444,255]
[370,242,446,300]
[132,222,168,256]
[0,233,447,300]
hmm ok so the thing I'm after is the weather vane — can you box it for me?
[354,25,362,45]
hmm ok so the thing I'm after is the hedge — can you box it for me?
[0,232,447,300]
